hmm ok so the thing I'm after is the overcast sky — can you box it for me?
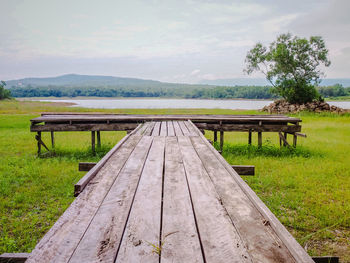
[1,0,349,83]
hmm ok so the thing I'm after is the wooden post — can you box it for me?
[91,131,95,154]
[293,134,297,147]
[279,135,282,147]
[248,130,252,145]
[97,131,101,148]
[258,131,262,147]
[220,130,224,152]
[37,131,41,155]
[214,131,217,142]
[283,132,288,147]
[50,131,55,148]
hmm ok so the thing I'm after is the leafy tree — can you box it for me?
[244,33,331,104]
[0,81,11,100]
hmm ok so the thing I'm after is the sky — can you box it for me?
[1,0,350,83]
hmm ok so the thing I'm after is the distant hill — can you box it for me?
[6,74,166,88]
[199,78,350,87]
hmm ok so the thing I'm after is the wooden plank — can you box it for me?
[134,122,149,135]
[258,131,262,147]
[187,120,314,263]
[115,136,165,262]
[161,137,203,263]
[195,123,301,133]
[151,122,161,136]
[295,132,307,137]
[143,121,156,136]
[97,131,101,148]
[26,135,143,263]
[68,136,153,263]
[167,121,175,136]
[248,130,252,145]
[50,131,55,148]
[184,120,199,136]
[78,162,96,172]
[172,121,183,136]
[74,125,141,196]
[177,136,251,263]
[312,256,339,263]
[91,131,95,154]
[160,121,168,136]
[191,136,296,262]
[279,132,290,147]
[213,130,217,142]
[30,123,139,132]
[0,253,29,263]
[231,165,255,176]
[220,130,224,151]
[178,121,190,136]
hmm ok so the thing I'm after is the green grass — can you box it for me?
[0,100,349,262]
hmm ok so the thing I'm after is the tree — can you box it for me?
[244,33,331,104]
[0,81,11,100]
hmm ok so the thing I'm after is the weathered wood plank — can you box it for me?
[69,136,153,263]
[191,136,296,262]
[167,121,175,136]
[231,165,255,176]
[195,123,301,132]
[78,162,96,172]
[31,123,139,132]
[187,120,314,262]
[161,137,203,263]
[151,122,161,136]
[279,132,290,147]
[26,136,143,263]
[178,121,190,136]
[74,125,142,196]
[172,121,183,136]
[160,121,168,136]
[0,253,29,263]
[177,136,251,263]
[115,136,165,262]
[184,120,199,136]
[143,121,156,136]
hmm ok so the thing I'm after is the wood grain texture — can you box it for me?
[172,121,183,136]
[177,136,251,263]
[161,137,203,263]
[160,121,168,136]
[68,136,153,263]
[191,136,296,262]
[187,120,314,263]
[143,121,156,136]
[115,136,165,263]
[178,121,190,136]
[167,121,175,136]
[26,136,143,263]
[151,122,161,136]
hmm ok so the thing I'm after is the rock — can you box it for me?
[261,100,346,113]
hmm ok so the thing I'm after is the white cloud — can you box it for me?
[190,69,200,76]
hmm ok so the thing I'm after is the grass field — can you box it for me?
[0,99,349,262]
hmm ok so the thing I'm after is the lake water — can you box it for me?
[35,98,350,110]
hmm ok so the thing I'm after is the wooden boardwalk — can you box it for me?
[26,120,313,263]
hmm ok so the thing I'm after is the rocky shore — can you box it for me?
[262,100,346,113]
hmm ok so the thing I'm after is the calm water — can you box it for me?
[36,98,350,110]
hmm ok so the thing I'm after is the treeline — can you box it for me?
[8,85,277,99]
[7,83,350,99]
[317,84,350,97]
